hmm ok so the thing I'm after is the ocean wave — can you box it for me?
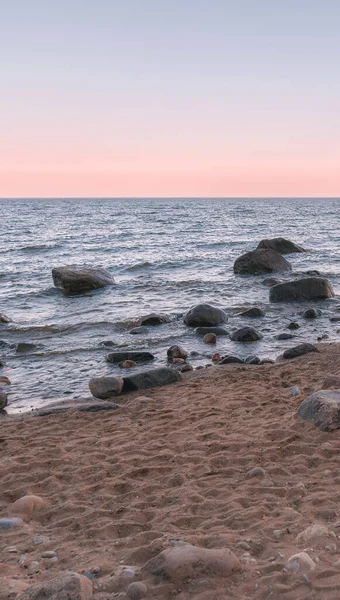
[20,243,62,252]
[126,261,153,271]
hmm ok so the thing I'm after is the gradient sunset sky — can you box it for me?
[1,0,339,197]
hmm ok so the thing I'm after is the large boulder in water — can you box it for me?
[106,351,155,363]
[52,265,114,294]
[184,304,228,327]
[298,390,340,431]
[234,248,291,275]
[230,327,263,342]
[89,376,124,399]
[270,277,334,302]
[257,237,306,254]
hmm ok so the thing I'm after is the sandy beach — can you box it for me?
[2,343,340,598]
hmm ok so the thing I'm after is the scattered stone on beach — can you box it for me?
[234,248,292,275]
[244,355,261,364]
[194,326,229,336]
[123,368,181,391]
[261,277,282,286]
[288,385,301,397]
[247,467,265,478]
[322,374,340,389]
[16,342,38,353]
[52,265,114,294]
[118,360,137,368]
[270,277,334,302]
[106,351,155,363]
[296,523,329,546]
[41,550,57,559]
[89,376,124,399]
[237,307,265,318]
[230,327,263,342]
[16,571,93,600]
[287,321,300,330]
[181,363,193,373]
[0,313,12,323]
[34,402,120,417]
[10,495,47,519]
[0,517,23,530]
[303,308,321,319]
[142,542,240,583]
[212,352,222,362]
[129,326,149,335]
[0,390,8,410]
[0,578,29,598]
[286,552,316,572]
[167,345,188,361]
[184,303,228,327]
[276,332,295,340]
[283,343,319,359]
[259,358,275,364]
[140,313,171,326]
[126,582,148,600]
[203,333,217,344]
[298,389,340,431]
[257,237,306,254]
[218,355,244,364]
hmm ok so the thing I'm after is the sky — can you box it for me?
[1,0,339,197]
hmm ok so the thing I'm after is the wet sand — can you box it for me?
[2,343,340,599]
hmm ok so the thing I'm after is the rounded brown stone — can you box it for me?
[203,333,217,344]
[118,360,137,368]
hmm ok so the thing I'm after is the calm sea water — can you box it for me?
[1,197,340,413]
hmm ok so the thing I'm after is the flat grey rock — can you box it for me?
[106,351,155,363]
[298,390,340,431]
[270,277,334,302]
[230,327,263,342]
[33,402,120,417]
[283,343,319,359]
[0,518,23,530]
[123,368,181,391]
[218,355,244,364]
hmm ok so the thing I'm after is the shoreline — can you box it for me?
[2,343,340,598]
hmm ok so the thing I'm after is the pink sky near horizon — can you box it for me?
[1,1,339,198]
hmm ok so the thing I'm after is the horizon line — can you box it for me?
[1,196,340,200]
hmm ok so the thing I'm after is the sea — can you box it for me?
[1,197,340,414]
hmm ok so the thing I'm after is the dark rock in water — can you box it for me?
[89,376,124,399]
[140,313,171,326]
[329,315,340,322]
[283,343,319,359]
[0,313,12,324]
[298,390,340,431]
[218,355,244,364]
[106,351,155,363]
[230,327,263,342]
[184,303,228,327]
[257,237,306,254]
[0,518,23,530]
[259,359,275,364]
[167,345,188,361]
[123,368,181,391]
[16,571,93,600]
[100,340,115,347]
[244,355,261,364]
[129,326,149,335]
[287,322,300,330]
[276,332,295,340]
[52,265,114,294]
[305,270,320,276]
[237,307,265,318]
[234,248,291,275]
[189,350,200,357]
[203,333,216,344]
[303,308,321,319]
[0,340,10,348]
[270,277,334,302]
[262,277,283,287]
[34,402,121,417]
[119,360,137,368]
[16,342,38,353]
[181,364,193,373]
[195,326,229,336]
[0,390,8,410]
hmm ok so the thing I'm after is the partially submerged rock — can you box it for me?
[142,542,240,583]
[270,277,334,302]
[302,308,321,319]
[276,332,295,340]
[129,326,149,335]
[184,303,228,327]
[123,368,181,392]
[218,355,244,364]
[237,307,265,318]
[283,343,319,359]
[34,402,120,417]
[0,390,8,410]
[106,351,155,363]
[16,342,38,353]
[89,376,124,399]
[234,248,291,275]
[0,313,12,324]
[257,237,306,254]
[16,571,93,600]
[167,345,188,361]
[140,313,171,326]
[298,390,340,431]
[203,333,217,344]
[230,327,263,342]
[52,265,114,294]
